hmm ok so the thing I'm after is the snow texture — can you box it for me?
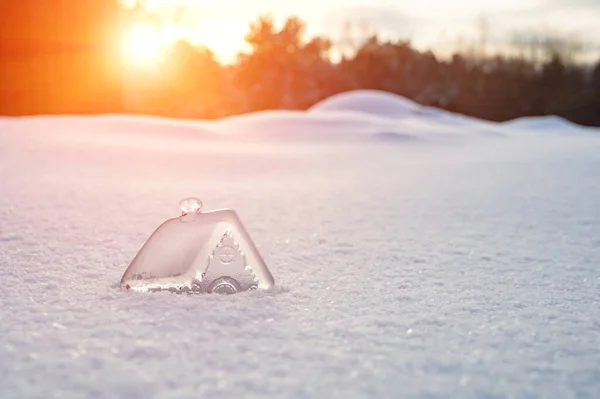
[1,90,600,399]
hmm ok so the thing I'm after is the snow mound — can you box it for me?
[214,110,429,142]
[309,90,433,118]
[0,110,507,148]
[2,111,600,398]
[502,115,594,133]
[14,114,214,138]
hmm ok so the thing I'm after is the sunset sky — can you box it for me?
[123,0,600,63]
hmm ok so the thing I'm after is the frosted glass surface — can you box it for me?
[121,207,274,294]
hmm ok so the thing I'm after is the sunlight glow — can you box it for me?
[121,23,165,68]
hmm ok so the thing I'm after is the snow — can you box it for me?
[1,90,600,398]
[310,89,430,117]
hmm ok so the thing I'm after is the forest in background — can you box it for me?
[123,12,600,126]
[1,0,599,126]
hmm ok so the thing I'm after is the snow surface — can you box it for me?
[310,90,430,117]
[1,91,600,398]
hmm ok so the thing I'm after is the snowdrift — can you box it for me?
[2,93,600,398]
[3,90,596,145]
[309,89,430,118]
[0,90,515,144]
[501,114,598,134]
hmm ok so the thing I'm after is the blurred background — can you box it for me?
[1,0,599,126]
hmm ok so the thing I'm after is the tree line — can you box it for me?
[123,14,600,126]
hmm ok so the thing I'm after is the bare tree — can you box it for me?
[334,18,373,59]
[476,15,490,59]
[510,29,584,65]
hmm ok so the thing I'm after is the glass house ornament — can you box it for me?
[120,197,274,294]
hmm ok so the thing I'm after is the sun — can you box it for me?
[121,22,165,68]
